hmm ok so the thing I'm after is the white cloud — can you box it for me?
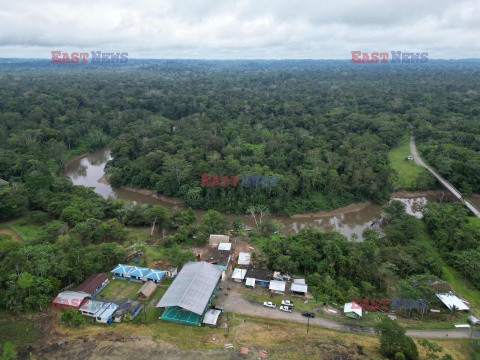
[0,0,478,58]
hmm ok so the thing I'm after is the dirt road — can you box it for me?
[215,287,480,339]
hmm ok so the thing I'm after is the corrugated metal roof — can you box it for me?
[269,280,286,292]
[344,302,362,317]
[156,262,223,315]
[290,282,308,293]
[245,277,255,286]
[293,278,305,284]
[95,302,119,320]
[436,292,470,311]
[80,299,104,314]
[144,269,165,281]
[238,252,251,265]
[232,268,247,280]
[203,309,221,325]
[54,291,90,308]
[129,266,150,278]
[217,242,232,251]
[111,264,133,275]
[76,273,108,295]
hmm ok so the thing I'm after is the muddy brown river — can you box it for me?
[64,148,435,239]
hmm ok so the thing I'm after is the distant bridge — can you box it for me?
[409,126,480,218]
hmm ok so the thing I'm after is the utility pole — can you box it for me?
[307,316,310,335]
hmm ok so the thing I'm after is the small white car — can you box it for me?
[263,301,276,308]
[281,300,294,307]
[279,305,292,313]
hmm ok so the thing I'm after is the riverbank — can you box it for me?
[290,201,373,218]
[63,152,90,168]
[97,175,184,206]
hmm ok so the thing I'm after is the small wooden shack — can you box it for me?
[137,281,157,300]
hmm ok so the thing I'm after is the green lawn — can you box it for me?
[0,317,39,346]
[0,217,43,242]
[388,129,426,189]
[93,279,144,301]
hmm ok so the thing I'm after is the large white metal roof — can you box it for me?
[238,252,251,265]
[344,302,362,317]
[231,268,247,280]
[436,292,469,311]
[217,242,232,251]
[269,280,286,292]
[203,309,221,325]
[156,262,223,315]
[290,282,308,293]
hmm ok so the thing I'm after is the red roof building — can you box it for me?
[76,273,109,296]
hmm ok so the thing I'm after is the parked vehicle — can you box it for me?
[301,311,315,318]
[279,306,292,313]
[263,301,276,308]
[281,300,294,307]
[214,305,224,312]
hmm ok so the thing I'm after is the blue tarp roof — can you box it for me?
[129,266,150,278]
[145,269,166,281]
[95,302,119,320]
[111,264,133,275]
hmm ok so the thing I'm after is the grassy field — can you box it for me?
[0,316,39,346]
[57,311,472,359]
[388,129,426,189]
[0,217,43,242]
[93,279,145,300]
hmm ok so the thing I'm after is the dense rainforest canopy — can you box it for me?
[3,59,479,214]
[0,59,479,316]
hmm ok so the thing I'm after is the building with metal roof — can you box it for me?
[53,291,90,309]
[144,269,166,283]
[436,292,470,311]
[111,264,165,283]
[231,268,247,282]
[79,299,105,316]
[75,273,109,296]
[344,302,362,318]
[269,280,286,294]
[238,252,251,266]
[245,268,273,286]
[217,242,232,251]
[95,302,119,323]
[290,279,308,295]
[156,261,223,326]
[129,266,150,280]
[245,277,255,288]
[203,309,222,326]
[111,264,134,277]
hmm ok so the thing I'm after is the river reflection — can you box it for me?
[64,148,434,239]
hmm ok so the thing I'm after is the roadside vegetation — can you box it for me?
[388,129,434,190]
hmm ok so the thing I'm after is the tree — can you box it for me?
[375,319,418,360]
[60,308,85,326]
[201,210,228,234]
[232,217,243,236]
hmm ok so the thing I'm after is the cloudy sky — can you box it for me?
[0,0,479,59]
